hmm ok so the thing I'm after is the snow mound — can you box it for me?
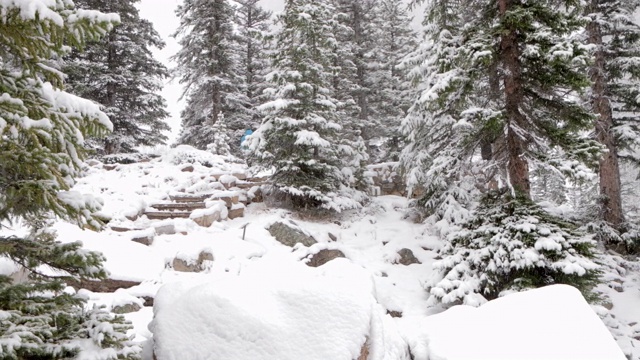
[414,284,625,360]
[149,259,409,360]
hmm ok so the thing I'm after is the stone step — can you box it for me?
[151,202,206,211]
[235,181,267,189]
[169,194,210,203]
[145,211,192,220]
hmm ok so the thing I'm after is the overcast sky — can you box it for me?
[137,0,421,143]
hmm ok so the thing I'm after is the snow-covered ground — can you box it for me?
[3,146,638,359]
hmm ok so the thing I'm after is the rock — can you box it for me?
[191,208,222,227]
[267,222,317,247]
[154,223,177,235]
[306,249,346,267]
[86,159,101,167]
[358,342,369,360]
[396,248,421,265]
[181,164,194,172]
[387,310,403,318]
[67,278,141,293]
[601,300,614,310]
[328,232,337,241]
[110,226,142,232]
[112,302,142,314]
[228,205,245,219]
[172,250,214,272]
[232,172,247,180]
[103,164,118,171]
[141,296,154,307]
[132,234,154,246]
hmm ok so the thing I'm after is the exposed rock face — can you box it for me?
[113,302,142,314]
[172,250,214,272]
[67,278,141,293]
[267,222,317,247]
[306,249,346,267]
[358,342,370,360]
[396,248,421,265]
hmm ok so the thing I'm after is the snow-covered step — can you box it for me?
[144,211,192,220]
[151,202,206,211]
[169,194,210,203]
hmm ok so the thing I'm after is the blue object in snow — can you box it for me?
[240,129,253,147]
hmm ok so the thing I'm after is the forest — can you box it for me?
[0,0,639,358]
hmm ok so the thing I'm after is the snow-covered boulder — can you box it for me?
[170,249,214,273]
[149,259,410,360]
[412,285,626,360]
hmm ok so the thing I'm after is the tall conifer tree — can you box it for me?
[403,0,602,306]
[0,1,138,357]
[173,0,251,150]
[248,0,365,211]
[585,0,640,250]
[66,0,170,154]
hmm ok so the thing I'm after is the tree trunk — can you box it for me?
[499,0,530,196]
[586,0,625,230]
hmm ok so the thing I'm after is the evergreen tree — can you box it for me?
[248,0,365,211]
[207,112,232,156]
[235,0,272,128]
[585,0,640,250]
[173,0,251,150]
[66,0,171,154]
[370,0,417,162]
[403,0,603,305]
[0,1,138,357]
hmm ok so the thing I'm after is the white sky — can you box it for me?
[136,0,422,143]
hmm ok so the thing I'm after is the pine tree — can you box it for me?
[0,1,138,357]
[370,0,417,162]
[65,0,171,155]
[207,112,232,156]
[248,0,365,211]
[173,0,251,150]
[403,0,603,305]
[235,0,272,128]
[585,0,640,250]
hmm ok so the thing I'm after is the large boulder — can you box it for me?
[267,222,317,247]
[150,260,410,360]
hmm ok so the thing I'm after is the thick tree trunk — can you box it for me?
[586,1,625,230]
[499,0,530,196]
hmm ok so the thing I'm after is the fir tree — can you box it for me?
[66,0,171,154]
[248,0,365,211]
[173,0,251,150]
[0,1,138,357]
[403,0,603,304]
[585,0,640,250]
[370,0,417,162]
[207,112,232,156]
[235,0,272,128]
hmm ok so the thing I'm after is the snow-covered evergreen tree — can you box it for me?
[404,0,603,305]
[585,0,640,250]
[0,1,138,357]
[66,0,170,154]
[207,112,232,156]
[248,0,365,211]
[235,0,272,128]
[173,0,251,150]
[370,0,417,161]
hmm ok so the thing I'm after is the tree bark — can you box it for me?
[499,0,530,196]
[587,0,625,230]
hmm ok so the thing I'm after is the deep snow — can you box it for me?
[2,146,638,359]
